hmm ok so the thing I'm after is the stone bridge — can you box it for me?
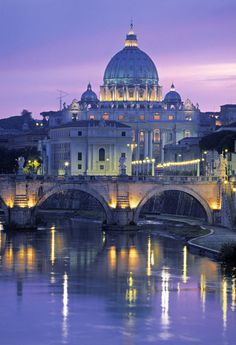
[0,174,230,227]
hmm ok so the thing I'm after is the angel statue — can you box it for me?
[17,156,25,175]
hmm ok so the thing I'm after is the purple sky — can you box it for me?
[0,0,236,118]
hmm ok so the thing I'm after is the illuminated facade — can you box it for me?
[44,24,200,164]
[40,120,133,176]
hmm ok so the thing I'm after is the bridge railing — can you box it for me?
[29,175,220,184]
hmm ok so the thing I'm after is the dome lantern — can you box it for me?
[125,22,138,47]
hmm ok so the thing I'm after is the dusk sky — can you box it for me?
[0,0,236,118]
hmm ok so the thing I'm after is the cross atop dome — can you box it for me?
[125,21,138,47]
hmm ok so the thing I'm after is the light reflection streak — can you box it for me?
[232,277,236,312]
[108,245,116,270]
[222,277,228,330]
[200,273,206,313]
[125,271,137,305]
[182,246,187,283]
[50,225,55,266]
[62,272,69,341]
[147,236,154,276]
[161,268,170,327]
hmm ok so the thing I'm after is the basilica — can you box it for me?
[41,24,201,176]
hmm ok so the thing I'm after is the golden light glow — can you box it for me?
[232,187,236,192]
[222,277,228,329]
[128,246,139,271]
[232,277,236,312]
[129,197,139,209]
[109,245,117,270]
[210,202,221,211]
[51,225,56,266]
[5,198,14,208]
[182,246,188,284]
[109,198,117,209]
[28,197,36,208]
[157,159,201,169]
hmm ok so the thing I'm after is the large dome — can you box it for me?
[103,26,159,86]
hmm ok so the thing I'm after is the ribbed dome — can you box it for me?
[164,84,182,104]
[103,25,159,86]
[81,83,98,103]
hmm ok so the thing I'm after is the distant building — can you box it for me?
[220,104,236,125]
[40,120,133,176]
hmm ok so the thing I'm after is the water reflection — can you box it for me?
[0,221,235,345]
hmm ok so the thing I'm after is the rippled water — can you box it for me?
[0,220,235,345]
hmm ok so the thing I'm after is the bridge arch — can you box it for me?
[134,185,213,224]
[35,183,113,223]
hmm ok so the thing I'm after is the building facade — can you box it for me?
[40,120,133,176]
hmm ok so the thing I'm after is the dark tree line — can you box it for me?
[0,147,41,174]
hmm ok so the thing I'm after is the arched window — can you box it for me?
[99,148,105,161]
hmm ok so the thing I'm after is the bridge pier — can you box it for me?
[9,207,34,229]
[111,208,135,226]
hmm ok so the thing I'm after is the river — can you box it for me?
[0,220,235,345]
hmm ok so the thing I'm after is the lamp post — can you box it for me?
[64,161,70,178]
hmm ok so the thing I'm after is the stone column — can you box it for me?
[135,130,140,160]
[148,130,153,159]
[160,129,166,163]
[144,130,149,158]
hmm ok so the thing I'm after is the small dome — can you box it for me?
[164,84,182,104]
[103,25,159,86]
[81,83,98,103]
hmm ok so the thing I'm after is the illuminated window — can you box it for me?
[102,113,109,120]
[139,131,144,142]
[153,115,161,120]
[168,115,174,121]
[118,115,124,121]
[184,130,191,138]
[139,115,145,121]
[154,129,160,142]
[89,115,95,120]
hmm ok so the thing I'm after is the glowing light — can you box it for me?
[232,187,236,192]
[129,198,139,209]
[157,159,201,169]
[182,246,188,283]
[5,198,14,208]
[64,161,69,167]
[51,225,56,266]
[222,277,228,329]
[211,202,221,211]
